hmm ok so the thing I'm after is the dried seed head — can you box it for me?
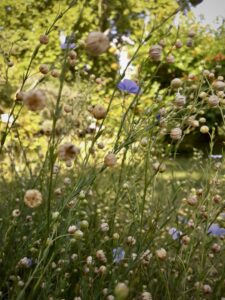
[23,90,46,112]
[68,57,76,67]
[156,248,167,260]
[68,225,77,234]
[174,94,186,107]
[202,284,212,294]
[182,235,190,245]
[16,91,25,102]
[68,50,77,59]
[166,54,175,64]
[211,243,221,253]
[186,38,193,47]
[92,104,107,120]
[64,104,73,113]
[139,292,152,300]
[175,40,183,49]
[171,78,182,89]
[51,69,60,78]
[104,153,117,167]
[85,32,110,56]
[208,95,219,107]
[170,128,182,140]
[187,195,197,206]
[39,64,49,75]
[213,194,221,204]
[39,34,49,45]
[212,80,225,91]
[58,143,80,161]
[24,189,43,208]
[188,29,196,38]
[149,44,163,61]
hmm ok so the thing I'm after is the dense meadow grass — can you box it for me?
[1,1,225,299]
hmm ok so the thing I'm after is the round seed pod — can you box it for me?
[104,153,117,167]
[68,50,77,59]
[149,44,163,61]
[188,29,196,38]
[166,54,175,64]
[208,95,219,107]
[170,128,182,140]
[114,283,129,300]
[51,69,60,78]
[92,104,107,120]
[200,125,209,134]
[39,64,49,75]
[212,80,225,91]
[174,94,186,107]
[85,32,110,56]
[156,248,167,260]
[39,34,49,45]
[171,78,182,89]
[187,195,197,206]
[159,39,166,48]
[23,90,46,111]
[186,38,193,47]
[175,40,183,49]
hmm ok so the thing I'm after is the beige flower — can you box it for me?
[24,189,43,208]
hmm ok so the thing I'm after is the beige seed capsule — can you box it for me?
[51,69,60,78]
[149,44,163,61]
[85,32,110,56]
[186,195,197,206]
[166,54,175,64]
[92,104,107,120]
[200,125,209,134]
[175,40,183,49]
[24,189,43,208]
[114,283,129,300]
[212,80,225,91]
[170,128,182,140]
[39,34,49,45]
[104,153,117,167]
[171,78,182,89]
[208,95,219,107]
[156,248,167,260]
[23,90,46,112]
[174,94,186,107]
[39,64,49,75]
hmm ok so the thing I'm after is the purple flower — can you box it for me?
[61,42,76,50]
[117,79,140,94]
[113,247,125,263]
[168,227,182,240]
[208,224,225,236]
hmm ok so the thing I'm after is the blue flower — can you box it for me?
[117,79,140,94]
[208,224,225,236]
[61,42,76,50]
[168,227,182,240]
[113,247,125,263]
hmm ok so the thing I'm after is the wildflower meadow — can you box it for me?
[0,0,225,299]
